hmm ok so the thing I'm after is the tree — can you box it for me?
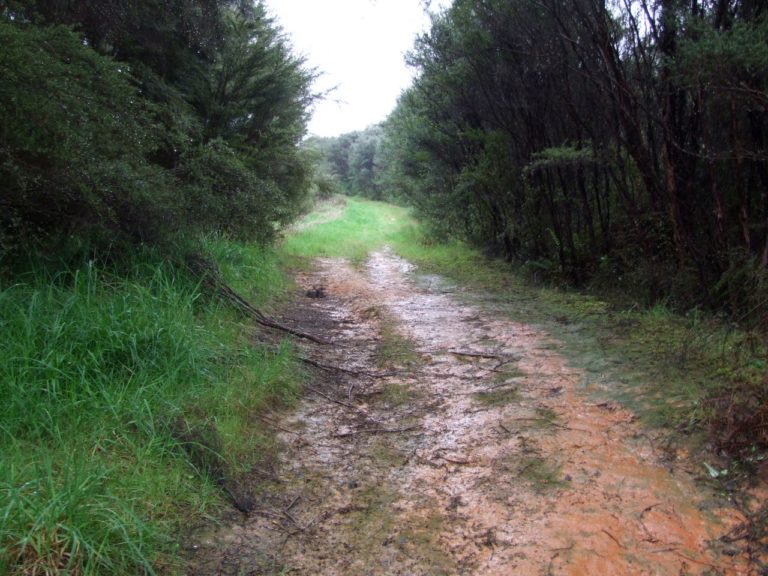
[379,0,767,312]
[0,1,317,256]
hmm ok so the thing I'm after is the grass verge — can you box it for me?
[0,241,300,575]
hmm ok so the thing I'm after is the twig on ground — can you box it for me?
[672,552,718,568]
[285,494,301,513]
[256,414,299,435]
[602,529,624,548]
[446,349,513,360]
[492,358,517,372]
[333,425,420,438]
[305,385,359,410]
[438,454,472,465]
[301,357,399,379]
[281,509,304,531]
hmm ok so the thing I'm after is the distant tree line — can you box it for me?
[305,125,388,200]
[0,0,315,261]
[322,0,767,318]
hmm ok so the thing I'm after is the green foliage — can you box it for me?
[1,2,315,260]
[0,21,171,251]
[376,0,768,318]
[525,144,597,173]
[178,140,282,242]
[183,6,315,232]
[0,244,301,574]
[674,16,768,88]
[192,7,313,149]
[306,125,388,200]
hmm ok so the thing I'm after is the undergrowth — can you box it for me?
[0,242,300,575]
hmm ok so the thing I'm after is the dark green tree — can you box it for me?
[0,0,317,257]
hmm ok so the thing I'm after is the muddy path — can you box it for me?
[192,248,756,575]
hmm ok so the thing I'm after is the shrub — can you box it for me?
[0,21,174,253]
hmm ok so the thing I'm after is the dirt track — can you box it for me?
[192,249,755,575]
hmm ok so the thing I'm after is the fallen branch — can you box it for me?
[213,278,329,344]
[601,529,624,548]
[334,425,420,438]
[438,454,472,465]
[300,357,398,379]
[184,254,328,344]
[427,348,517,360]
[285,494,301,513]
[255,414,299,436]
[493,358,517,371]
[261,505,305,532]
[305,385,359,410]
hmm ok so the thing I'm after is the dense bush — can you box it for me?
[0,1,315,261]
[178,140,282,242]
[0,22,172,251]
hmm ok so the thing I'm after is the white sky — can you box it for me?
[265,0,450,138]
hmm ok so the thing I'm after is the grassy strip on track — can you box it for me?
[280,196,411,266]
[0,239,301,575]
[284,197,767,468]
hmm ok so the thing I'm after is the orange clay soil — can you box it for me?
[190,248,758,575]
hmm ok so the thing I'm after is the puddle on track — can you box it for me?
[191,248,755,575]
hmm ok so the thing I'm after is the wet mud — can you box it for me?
[191,248,757,575]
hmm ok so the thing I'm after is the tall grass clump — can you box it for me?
[0,245,301,575]
[202,234,287,305]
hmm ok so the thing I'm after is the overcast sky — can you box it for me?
[265,0,449,138]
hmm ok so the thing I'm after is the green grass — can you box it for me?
[382,383,420,408]
[280,196,413,266]
[517,457,566,492]
[0,243,300,575]
[374,318,421,369]
[202,234,288,307]
[473,387,521,407]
